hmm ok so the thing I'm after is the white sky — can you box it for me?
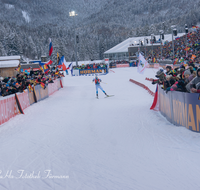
[0,67,199,190]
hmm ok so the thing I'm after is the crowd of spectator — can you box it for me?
[0,68,64,97]
[109,60,138,67]
[147,63,200,93]
[73,63,107,70]
[147,28,200,64]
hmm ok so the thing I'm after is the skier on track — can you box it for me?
[93,74,109,99]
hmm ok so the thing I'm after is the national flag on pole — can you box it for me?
[137,53,149,74]
[67,62,72,70]
[57,56,67,71]
[49,38,53,56]
[150,84,159,111]
[67,62,73,75]
[191,54,196,60]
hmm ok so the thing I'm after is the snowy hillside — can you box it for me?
[0,0,199,61]
[0,68,200,190]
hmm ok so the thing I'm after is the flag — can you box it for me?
[39,60,53,66]
[175,37,180,40]
[57,56,67,71]
[153,58,156,63]
[192,25,199,29]
[45,60,53,65]
[137,53,149,74]
[28,84,33,92]
[180,57,184,63]
[40,82,45,89]
[55,71,59,75]
[67,62,72,70]
[43,65,48,69]
[67,62,73,75]
[191,54,196,60]
[39,65,44,73]
[185,47,190,51]
[43,64,49,74]
[57,52,59,64]
[15,64,21,72]
[173,58,178,65]
[150,84,159,111]
[49,38,53,56]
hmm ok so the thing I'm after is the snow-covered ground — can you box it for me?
[0,67,200,190]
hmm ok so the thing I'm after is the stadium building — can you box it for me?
[104,33,185,62]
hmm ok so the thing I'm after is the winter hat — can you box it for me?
[184,69,191,76]
[166,66,172,70]
[156,69,164,76]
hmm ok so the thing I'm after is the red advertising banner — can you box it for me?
[17,90,30,110]
[116,64,129,68]
[48,82,58,96]
[0,95,18,125]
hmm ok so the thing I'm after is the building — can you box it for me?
[104,33,185,62]
[0,56,20,78]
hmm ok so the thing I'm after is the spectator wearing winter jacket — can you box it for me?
[190,68,200,93]
[165,66,173,75]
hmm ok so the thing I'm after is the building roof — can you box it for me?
[0,60,19,68]
[104,33,185,54]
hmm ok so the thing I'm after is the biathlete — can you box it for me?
[93,75,109,98]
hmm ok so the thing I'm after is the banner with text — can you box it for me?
[159,86,200,132]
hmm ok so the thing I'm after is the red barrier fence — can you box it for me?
[116,64,129,68]
[0,95,18,125]
[48,81,59,96]
[17,90,30,110]
[129,79,155,96]
[0,78,63,126]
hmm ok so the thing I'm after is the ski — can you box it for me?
[105,95,114,98]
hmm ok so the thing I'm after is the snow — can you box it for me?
[0,60,19,68]
[22,11,31,23]
[0,67,200,190]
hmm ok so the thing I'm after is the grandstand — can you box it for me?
[104,33,185,61]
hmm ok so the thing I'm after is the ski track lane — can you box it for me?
[0,68,200,189]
